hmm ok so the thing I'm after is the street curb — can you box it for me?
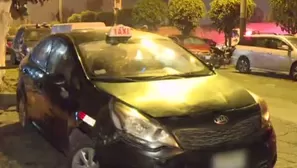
[0,93,16,109]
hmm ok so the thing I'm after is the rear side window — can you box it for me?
[238,37,255,46]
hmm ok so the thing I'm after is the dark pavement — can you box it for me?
[217,68,297,168]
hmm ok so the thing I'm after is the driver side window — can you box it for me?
[46,37,74,82]
[266,38,287,49]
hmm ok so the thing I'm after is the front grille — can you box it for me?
[173,115,261,150]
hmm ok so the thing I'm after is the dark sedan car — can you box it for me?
[17,25,276,168]
[11,23,51,65]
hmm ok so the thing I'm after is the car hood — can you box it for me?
[94,75,256,118]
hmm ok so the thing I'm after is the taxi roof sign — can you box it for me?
[51,22,106,34]
[108,25,132,37]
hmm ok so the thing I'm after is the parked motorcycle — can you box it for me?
[208,45,235,69]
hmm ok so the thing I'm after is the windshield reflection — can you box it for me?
[78,38,211,79]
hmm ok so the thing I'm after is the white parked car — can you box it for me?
[232,34,297,81]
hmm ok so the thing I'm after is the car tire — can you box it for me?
[237,57,251,73]
[68,143,100,168]
[17,94,31,130]
[68,130,101,168]
[290,63,297,81]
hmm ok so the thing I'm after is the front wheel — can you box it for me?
[70,144,99,168]
[290,64,297,81]
[237,57,251,73]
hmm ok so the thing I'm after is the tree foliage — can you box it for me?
[209,0,255,45]
[209,0,255,33]
[168,0,206,35]
[80,10,98,22]
[10,0,49,19]
[269,0,297,34]
[249,7,264,23]
[67,13,82,23]
[132,0,168,29]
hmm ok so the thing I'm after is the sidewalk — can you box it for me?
[272,117,297,168]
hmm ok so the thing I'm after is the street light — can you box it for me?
[239,0,247,39]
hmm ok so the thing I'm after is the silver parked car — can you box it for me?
[232,34,297,81]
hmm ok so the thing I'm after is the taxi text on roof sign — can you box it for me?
[108,25,132,37]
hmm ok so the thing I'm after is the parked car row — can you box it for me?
[232,33,297,81]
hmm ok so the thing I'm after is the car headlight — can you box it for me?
[110,100,179,149]
[248,91,270,127]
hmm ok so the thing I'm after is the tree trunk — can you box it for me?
[0,0,12,67]
[224,33,227,46]
[0,0,12,89]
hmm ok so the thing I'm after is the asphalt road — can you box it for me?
[217,68,297,168]
[0,67,296,168]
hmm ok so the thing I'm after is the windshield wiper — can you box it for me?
[135,75,185,80]
[132,71,214,80]
[91,76,139,82]
[180,71,214,77]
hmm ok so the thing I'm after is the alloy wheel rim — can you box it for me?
[239,60,248,72]
[18,99,26,127]
[72,147,99,168]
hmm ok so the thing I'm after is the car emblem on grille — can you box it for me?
[214,115,229,125]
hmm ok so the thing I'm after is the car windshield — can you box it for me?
[78,38,212,79]
[24,29,50,41]
[286,37,297,48]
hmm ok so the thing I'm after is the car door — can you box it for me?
[43,37,79,150]
[24,38,53,130]
[247,37,269,69]
[262,38,292,72]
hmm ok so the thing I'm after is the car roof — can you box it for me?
[169,35,203,39]
[244,34,293,38]
[62,26,169,41]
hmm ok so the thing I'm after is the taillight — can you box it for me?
[7,41,12,48]
[75,111,96,127]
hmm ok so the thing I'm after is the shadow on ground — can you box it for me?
[0,122,66,168]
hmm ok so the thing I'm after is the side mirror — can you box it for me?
[206,62,215,70]
[47,74,65,85]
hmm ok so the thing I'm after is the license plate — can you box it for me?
[211,150,247,168]
[205,56,211,60]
